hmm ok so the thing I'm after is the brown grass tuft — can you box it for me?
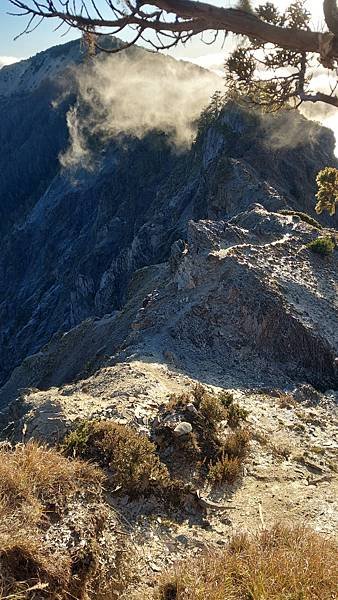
[0,442,108,600]
[156,524,338,600]
[0,441,103,516]
[0,530,71,599]
[222,429,250,459]
[207,456,242,485]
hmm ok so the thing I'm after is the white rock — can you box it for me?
[174,422,193,436]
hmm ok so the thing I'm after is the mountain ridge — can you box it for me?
[0,38,337,396]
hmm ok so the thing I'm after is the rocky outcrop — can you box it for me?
[1,204,336,412]
[0,102,336,389]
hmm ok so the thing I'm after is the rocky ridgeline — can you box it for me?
[1,203,337,412]
[0,37,337,388]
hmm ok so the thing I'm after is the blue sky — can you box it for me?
[0,2,79,59]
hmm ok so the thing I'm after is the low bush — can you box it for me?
[191,385,226,425]
[218,390,234,408]
[158,387,250,487]
[156,525,338,600]
[218,390,248,427]
[207,456,242,485]
[307,235,335,255]
[222,428,250,459]
[279,209,322,229]
[208,429,250,485]
[198,393,226,425]
[227,402,249,428]
[63,420,172,497]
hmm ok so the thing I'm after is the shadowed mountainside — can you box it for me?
[0,39,337,399]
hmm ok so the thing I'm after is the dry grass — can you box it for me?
[0,442,108,600]
[156,525,338,600]
[208,429,250,485]
[0,441,103,516]
[0,530,71,600]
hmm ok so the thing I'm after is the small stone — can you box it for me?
[176,535,189,546]
[186,403,198,415]
[174,422,193,436]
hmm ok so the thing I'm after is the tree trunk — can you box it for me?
[324,0,338,35]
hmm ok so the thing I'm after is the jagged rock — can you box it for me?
[1,205,337,411]
[293,384,322,406]
[169,240,189,273]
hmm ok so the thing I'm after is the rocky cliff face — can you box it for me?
[0,39,337,401]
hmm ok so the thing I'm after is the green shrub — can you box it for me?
[208,429,250,487]
[227,403,249,428]
[307,236,335,256]
[279,209,322,229]
[218,391,248,427]
[199,394,226,425]
[218,390,234,408]
[315,167,338,216]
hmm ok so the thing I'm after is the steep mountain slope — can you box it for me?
[0,39,217,385]
[1,202,337,411]
[0,38,337,398]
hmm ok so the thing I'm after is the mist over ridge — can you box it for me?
[0,36,336,396]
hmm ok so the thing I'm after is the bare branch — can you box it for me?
[6,0,338,59]
[298,90,338,107]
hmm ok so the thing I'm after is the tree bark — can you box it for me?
[144,0,337,55]
[324,0,338,36]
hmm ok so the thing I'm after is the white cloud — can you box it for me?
[181,53,225,76]
[61,51,219,168]
[0,56,19,69]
